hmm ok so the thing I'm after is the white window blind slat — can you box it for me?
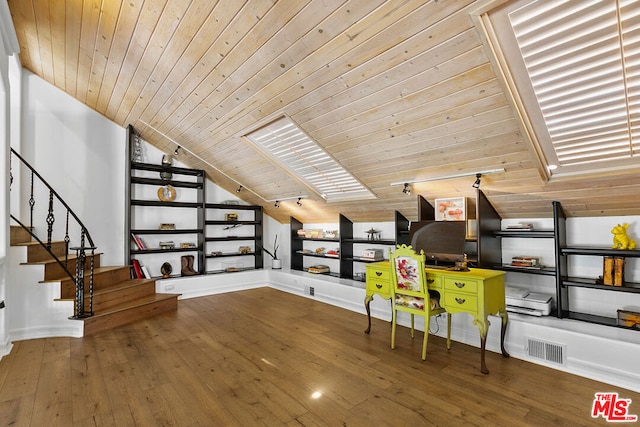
[507,0,639,167]
[245,116,375,201]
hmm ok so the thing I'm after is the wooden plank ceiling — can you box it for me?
[8,0,640,224]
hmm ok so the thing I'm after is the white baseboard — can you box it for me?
[10,323,83,341]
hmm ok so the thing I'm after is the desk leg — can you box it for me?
[364,294,373,334]
[499,309,510,358]
[473,317,490,374]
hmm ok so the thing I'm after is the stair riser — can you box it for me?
[10,226,32,245]
[59,267,137,299]
[82,298,178,335]
[27,241,68,262]
[43,255,102,281]
[89,282,157,313]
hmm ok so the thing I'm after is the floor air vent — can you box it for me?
[525,338,566,365]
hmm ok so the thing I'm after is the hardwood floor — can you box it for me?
[0,287,637,426]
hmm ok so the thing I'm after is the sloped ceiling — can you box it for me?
[8,0,640,224]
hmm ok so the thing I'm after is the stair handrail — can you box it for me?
[10,148,96,319]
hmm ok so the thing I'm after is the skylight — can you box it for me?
[244,116,376,202]
[475,0,640,178]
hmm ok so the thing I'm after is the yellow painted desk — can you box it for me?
[364,262,509,374]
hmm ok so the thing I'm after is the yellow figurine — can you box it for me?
[611,223,637,250]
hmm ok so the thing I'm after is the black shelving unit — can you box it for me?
[126,129,206,276]
[290,211,411,280]
[204,203,263,273]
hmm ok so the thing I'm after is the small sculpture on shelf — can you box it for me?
[160,262,172,279]
[366,228,380,241]
[611,223,637,250]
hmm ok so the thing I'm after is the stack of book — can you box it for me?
[511,256,541,268]
[308,265,330,274]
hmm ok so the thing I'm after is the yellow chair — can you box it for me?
[390,244,451,360]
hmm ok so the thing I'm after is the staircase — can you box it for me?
[10,225,180,335]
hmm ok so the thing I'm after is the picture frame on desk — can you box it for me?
[435,197,467,221]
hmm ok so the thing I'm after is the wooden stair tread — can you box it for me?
[21,251,103,266]
[91,278,157,296]
[39,266,130,283]
[82,293,180,335]
[90,293,180,315]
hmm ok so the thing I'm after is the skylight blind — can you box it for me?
[508,0,640,167]
[245,117,375,201]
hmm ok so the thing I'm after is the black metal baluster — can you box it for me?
[74,246,86,318]
[64,210,70,265]
[46,191,55,249]
[29,171,35,230]
[89,244,95,316]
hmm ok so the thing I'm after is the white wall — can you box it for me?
[0,0,20,357]
[20,70,126,265]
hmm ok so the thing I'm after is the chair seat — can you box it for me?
[394,294,441,310]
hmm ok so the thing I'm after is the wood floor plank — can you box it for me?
[0,287,638,426]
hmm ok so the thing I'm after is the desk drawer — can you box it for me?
[444,292,478,312]
[426,273,442,290]
[368,268,390,282]
[444,277,479,294]
[367,279,390,295]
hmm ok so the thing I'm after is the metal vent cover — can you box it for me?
[525,337,566,365]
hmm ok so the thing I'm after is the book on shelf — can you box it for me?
[131,233,147,250]
[505,223,534,230]
[131,259,144,278]
[140,265,151,279]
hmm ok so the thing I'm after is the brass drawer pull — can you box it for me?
[455,297,466,304]
[427,278,434,284]
[376,271,383,277]
[376,284,383,289]
[455,282,466,288]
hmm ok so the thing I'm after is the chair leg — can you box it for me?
[410,314,415,338]
[422,315,429,360]
[446,313,452,350]
[390,309,397,350]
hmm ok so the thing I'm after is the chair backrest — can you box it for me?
[389,245,428,298]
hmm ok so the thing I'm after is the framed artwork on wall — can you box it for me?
[435,197,467,221]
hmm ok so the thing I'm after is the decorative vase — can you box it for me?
[272,259,282,269]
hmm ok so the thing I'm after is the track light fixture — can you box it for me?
[236,185,243,193]
[390,168,505,188]
[268,195,308,206]
[173,145,181,155]
[402,183,411,195]
[472,173,482,189]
